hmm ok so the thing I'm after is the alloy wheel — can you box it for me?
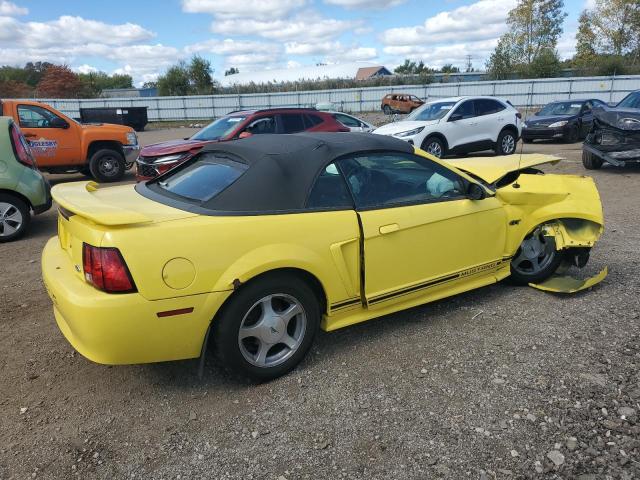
[502,134,516,154]
[511,226,556,276]
[426,141,443,158]
[99,155,120,178]
[0,202,23,237]
[237,294,307,368]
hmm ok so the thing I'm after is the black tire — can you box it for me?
[582,150,603,170]
[564,126,579,143]
[495,129,517,155]
[509,225,563,285]
[0,193,30,243]
[212,273,321,381]
[382,105,392,115]
[89,149,126,183]
[421,136,446,158]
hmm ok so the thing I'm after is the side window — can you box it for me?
[474,99,506,116]
[280,114,306,133]
[304,114,323,127]
[337,152,466,209]
[452,100,475,119]
[334,114,360,128]
[245,116,275,135]
[17,104,61,128]
[306,163,353,210]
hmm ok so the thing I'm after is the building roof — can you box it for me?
[220,62,389,87]
[141,132,413,214]
[355,66,391,81]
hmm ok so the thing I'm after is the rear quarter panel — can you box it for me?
[102,210,361,308]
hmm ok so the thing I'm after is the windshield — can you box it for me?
[537,102,583,116]
[618,92,640,109]
[191,115,247,141]
[406,101,456,121]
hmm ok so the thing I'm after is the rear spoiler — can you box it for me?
[52,181,152,226]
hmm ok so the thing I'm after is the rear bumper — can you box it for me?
[42,237,230,365]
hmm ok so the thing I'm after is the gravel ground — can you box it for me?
[1,129,639,480]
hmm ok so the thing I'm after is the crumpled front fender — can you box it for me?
[541,218,603,250]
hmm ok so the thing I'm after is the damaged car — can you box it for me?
[582,91,640,169]
[42,133,605,380]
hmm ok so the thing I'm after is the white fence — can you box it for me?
[40,75,640,122]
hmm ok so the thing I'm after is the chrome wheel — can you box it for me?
[511,226,556,276]
[501,134,516,154]
[238,294,307,368]
[0,201,23,237]
[426,141,443,158]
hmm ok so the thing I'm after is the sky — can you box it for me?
[0,0,591,86]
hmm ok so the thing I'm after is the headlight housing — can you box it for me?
[154,153,187,165]
[522,122,528,128]
[126,132,138,145]
[394,127,425,138]
[548,120,568,128]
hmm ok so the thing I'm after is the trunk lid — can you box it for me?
[53,181,196,281]
[445,154,562,184]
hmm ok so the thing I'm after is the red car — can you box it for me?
[136,108,349,180]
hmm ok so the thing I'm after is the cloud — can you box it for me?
[0,0,27,16]
[323,0,405,8]
[182,0,305,18]
[380,0,515,46]
[186,38,279,56]
[75,64,98,74]
[285,41,377,62]
[383,38,500,68]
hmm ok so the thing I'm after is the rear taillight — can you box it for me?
[82,243,136,293]
[9,124,36,168]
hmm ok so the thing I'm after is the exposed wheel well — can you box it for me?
[0,189,32,211]
[87,141,124,163]
[500,124,519,139]
[421,133,449,151]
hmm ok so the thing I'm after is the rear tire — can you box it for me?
[496,129,517,155]
[382,105,392,115]
[582,150,603,170]
[0,193,30,243]
[212,273,321,381]
[89,149,126,183]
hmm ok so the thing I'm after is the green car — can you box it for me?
[0,117,51,242]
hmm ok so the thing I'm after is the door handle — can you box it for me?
[24,133,36,138]
[379,223,399,235]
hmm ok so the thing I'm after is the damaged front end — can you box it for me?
[530,220,607,293]
[583,106,640,168]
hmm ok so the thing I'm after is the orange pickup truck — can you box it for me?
[0,100,139,182]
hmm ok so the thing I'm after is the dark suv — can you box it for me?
[136,108,349,180]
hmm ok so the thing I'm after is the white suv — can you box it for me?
[373,96,522,158]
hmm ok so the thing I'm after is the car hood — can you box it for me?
[373,120,439,135]
[445,154,562,184]
[525,114,576,126]
[141,139,213,158]
[81,123,133,134]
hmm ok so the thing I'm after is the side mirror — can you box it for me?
[238,131,253,139]
[467,182,486,200]
[51,117,69,129]
[448,113,463,122]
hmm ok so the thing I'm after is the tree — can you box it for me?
[225,67,239,76]
[527,47,561,77]
[157,62,191,96]
[36,65,83,98]
[78,71,133,97]
[189,55,214,94]
[440,64,460,73]
[0,80,31,98]
[486,36,516,79]
[24,62,54,87]
[394,59,433,75]
[487,0,567,78]
[575,0,640,66]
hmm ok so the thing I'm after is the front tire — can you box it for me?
[509,225,563,285]
[383,105,392,115]
[421,136,446,158]
[0,193,30,243]
[496,129,517,155]
[89,149,126,183]
[213,273,320,381]
[582,150,603,170]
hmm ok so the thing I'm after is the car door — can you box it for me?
[579,102,594,137]
[443,99,480,150]
[474,99,508,144]
[336,151,507,306]
[16,103,80,167]
[278,113,306,133]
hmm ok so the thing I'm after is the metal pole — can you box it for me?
[610,72,616,103]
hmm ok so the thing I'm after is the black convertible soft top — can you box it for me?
[139,132,414,214]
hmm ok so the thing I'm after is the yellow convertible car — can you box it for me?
[42,133,604,380]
